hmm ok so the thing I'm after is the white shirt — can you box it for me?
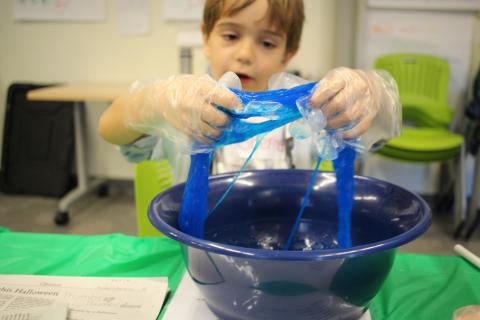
[214,127,290,173]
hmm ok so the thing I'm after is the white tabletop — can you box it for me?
[164,273,372,320]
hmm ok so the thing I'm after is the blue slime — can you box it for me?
[179,82,355,250]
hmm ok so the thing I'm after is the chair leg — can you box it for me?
[465,210,480,239]
[464,150,480,239]
[435,163,454,213]
[453,143,467,238]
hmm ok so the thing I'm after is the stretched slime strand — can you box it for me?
[178,151,212,238]
[283,157,322,250]
[333,146,356,248]
[209,134,266,216]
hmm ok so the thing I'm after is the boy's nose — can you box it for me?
[235,39,255,66]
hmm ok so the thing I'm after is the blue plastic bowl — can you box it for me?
[149,170,431,320]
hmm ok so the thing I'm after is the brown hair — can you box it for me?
[203,0,304,54]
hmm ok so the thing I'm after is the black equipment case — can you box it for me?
[0,83,75,197]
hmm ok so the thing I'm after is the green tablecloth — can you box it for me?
[0,228,478,320]
[370,253,479,319]
[0,227,185,319]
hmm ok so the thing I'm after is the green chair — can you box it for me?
[372,53,466,234]
[134,159,173,237]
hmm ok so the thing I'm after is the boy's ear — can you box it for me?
[201,24,211,59]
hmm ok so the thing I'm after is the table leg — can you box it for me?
[55,101,105,225]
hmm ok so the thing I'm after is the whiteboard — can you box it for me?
[356,8,476,109]
[13,0,106,21]
[163,0,204,21]
[117,0,150,36]
[368,0,480,11]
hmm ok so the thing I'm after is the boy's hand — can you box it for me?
[309,67,382,139]
[125,75,242,144]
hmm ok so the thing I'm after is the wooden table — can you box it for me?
[27,82,130,225]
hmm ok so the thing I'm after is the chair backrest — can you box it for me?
[374,53,452,127]
[134,160,173,237]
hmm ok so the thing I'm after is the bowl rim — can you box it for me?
[148,169,432,261]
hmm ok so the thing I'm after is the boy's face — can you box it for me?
[203,0,295,92]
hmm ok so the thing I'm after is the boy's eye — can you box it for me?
[261,40,277,49]
[222,33,238,41]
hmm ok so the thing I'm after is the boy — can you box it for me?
[99,0,400,180]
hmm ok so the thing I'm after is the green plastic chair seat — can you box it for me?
[134,160,173,237]
[378,127,462,162]
[388,127,463,151]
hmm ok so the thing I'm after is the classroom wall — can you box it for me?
[2,0,478,194]
[0,0,337,180]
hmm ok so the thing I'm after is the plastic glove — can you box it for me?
[310,67,401,149]
[268,72,346,161]
[218,71,242,91]
[124,74,242,150]
[361,70,402,150]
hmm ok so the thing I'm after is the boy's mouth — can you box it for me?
[236,73,254,84]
